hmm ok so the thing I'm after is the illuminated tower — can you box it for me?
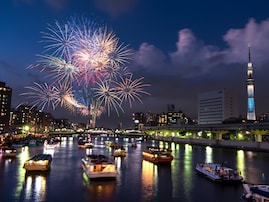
[246,43,256,121]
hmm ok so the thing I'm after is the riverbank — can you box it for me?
[152,136,269,152]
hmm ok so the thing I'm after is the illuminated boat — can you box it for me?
[82,154,118,179]
[105,141,118,148]
[1,147,17,158]
[78,137,94,149]
[28,139,37,147]
[113,147,127,157]
[241,182,269,202]
[131,142,137,148]
[44,143,58,150]
[142,147,173,164]
[195,163,243,183]
[44,139,58,150]
[78,142,94,149]
[23,154,52,171]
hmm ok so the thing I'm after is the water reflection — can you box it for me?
[236,150,245,178]
[2,137,269,202]
[183,144,193,199]
[23,172,48,202]
[43,147,55,157]
[243,150,268,184]
[13,147,30,200]
[82,172,117,202]
[141,160,157,201]
[157,163,172,201]
[205,146,213,163]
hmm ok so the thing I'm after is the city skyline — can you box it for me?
[1,0,269,128]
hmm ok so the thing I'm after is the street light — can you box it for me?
[23,125,30,135]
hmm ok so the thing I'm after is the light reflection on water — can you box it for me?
[236,150,245,178]
[141,160,156,201]
[82,172,117,202]
[205,146,213,163]
[183,144,193,200]
[1,136,269,202]
[24,172,47,201]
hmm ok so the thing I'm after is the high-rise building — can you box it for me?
[10,104,55,134]
[0,81,12,133]
[198,89,238,124]
[133,112,145,129]
[246,43,256,121]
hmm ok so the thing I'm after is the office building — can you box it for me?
[198,89,238,124]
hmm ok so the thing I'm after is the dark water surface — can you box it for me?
[1,136,269,202]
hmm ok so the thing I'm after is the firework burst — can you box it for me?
[94,80,124,116]
[21,82,59,111]
[21,16,150,127]
[36,55,79,85]
[41,20,77,60]
[114,74,151,108]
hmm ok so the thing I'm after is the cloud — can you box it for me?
[0,60,13,70]
[43,0,70,10]
[94,0,139,18]
[169,29,223,78]
[12,0,70,10]
[128,18,269,118]
[132,18,269,78]
[129,42,167,74]
[0,61,20,83]
[223,18,269,69]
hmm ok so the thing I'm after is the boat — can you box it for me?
[195,163,243,183]
[241,182,269,202]
[105,141,118,148]
[131,142,137,148]
[44,139,58,150]
[23,154,52,171]
[1,147,17,158]
[28,139,37,147]
[142,147,173,164]
[81,154,118,180]
[78,137,94,149]
[113,146,127,157]
[11,140,27,148]
[78,141,94,149]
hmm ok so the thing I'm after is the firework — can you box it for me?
[36,55,79,85]
[114,74,151,108]
[41,20,77,61]
[93,80,124,116]
[22,17,150,127]
[20,82,59,111]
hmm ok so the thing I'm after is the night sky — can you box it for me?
[1,0,269,128]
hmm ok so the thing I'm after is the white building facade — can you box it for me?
[198,89,238,124]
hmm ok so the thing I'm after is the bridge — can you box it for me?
[47,128,146,138]
[33,122,269,140]
[10,122,269,144]
[143,122,269,131]
[7,122,269,152]
[140,122,269,152]
[142,122,269,143]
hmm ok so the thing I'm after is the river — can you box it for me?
[0,135,269,202]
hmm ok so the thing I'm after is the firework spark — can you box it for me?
[94,80,124,116]
[41,20,77,60]
[21,82,59,111]
[114,74,151,108]
[36,55,79,84]
[22,17,150,127]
